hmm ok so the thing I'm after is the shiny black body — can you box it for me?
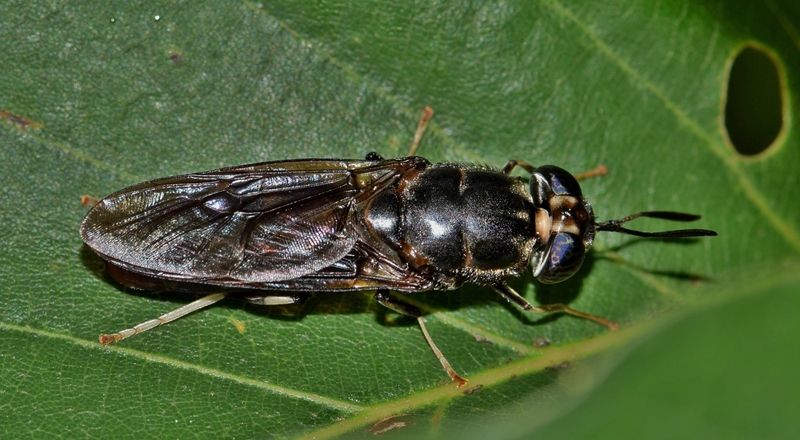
[81,155,596,297]
[83,150,718,383]
[81,148,719,365]
[367,164,536,284]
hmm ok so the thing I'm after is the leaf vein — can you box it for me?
[764,0,800,51]
[0,322,363,414]
[243,0,483,163]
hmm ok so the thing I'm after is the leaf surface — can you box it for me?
[1,1,797,438]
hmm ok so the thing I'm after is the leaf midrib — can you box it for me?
[3,259,798,437]
[0,260,800,438]
[300,261,800,439]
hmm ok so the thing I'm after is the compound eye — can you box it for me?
[529,172,552,207]
[532,165,583,199]
[535,232,586,284]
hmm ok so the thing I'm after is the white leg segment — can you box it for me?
[99,293,227,344]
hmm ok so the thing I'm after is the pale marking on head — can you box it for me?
[549,195,579,210]
[534,208,552,243]
[552,216,581,235]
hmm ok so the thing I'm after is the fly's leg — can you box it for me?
[501,160,607,181]
[502,160,536,175]
[99,293,229,344]
[80,194,99,206]
[374,289,468,387]
[240,294,308,306]
[239,294,312,319]
[408,106,434,157]
[573,164,607,181]
[370,104,432,159]
[98,293,308,344]
[492,282,619,330]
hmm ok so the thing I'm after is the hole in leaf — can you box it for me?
[724,46,784,156]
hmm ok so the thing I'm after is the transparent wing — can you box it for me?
[81,159,413,283]
[104,239,436,293]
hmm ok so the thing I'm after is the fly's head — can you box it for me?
[529,165,595,284]
[527,165,718,284]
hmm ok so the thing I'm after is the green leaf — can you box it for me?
[528,264,800,440]
[1,1,797,438]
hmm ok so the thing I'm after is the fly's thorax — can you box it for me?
[529,165,596,284]
[365,164,536,280]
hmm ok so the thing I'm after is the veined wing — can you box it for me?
[103,239,436,294]
[227,239,436,292]
[81,158,419,283]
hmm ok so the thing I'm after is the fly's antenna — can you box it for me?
[595,211,718,238]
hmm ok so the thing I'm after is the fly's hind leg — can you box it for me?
[99,293,228,344]
[240,294,308,307]
[99,294,309,345]
[374,289,468,387]
[239,293,313,319]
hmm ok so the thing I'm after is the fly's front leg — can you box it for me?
[492,282,619,330]
[573,164,607,181]
[501,160,606,181]
[502,160,536,175]
[374,289,468,387]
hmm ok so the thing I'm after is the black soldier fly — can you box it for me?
[81,107,716,386]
